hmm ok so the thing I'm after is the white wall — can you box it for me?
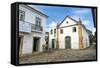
[58,25,79,49]
[82,27,90,48]
[22,34,33,54]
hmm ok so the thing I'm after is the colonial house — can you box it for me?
[19,4,48,56]
[49,16,89,49]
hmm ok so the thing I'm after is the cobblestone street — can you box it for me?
[19,46,96,64]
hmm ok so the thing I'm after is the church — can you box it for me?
[49,16,89,49]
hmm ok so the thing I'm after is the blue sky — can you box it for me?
[28,5,94,33]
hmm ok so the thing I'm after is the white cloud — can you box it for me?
[49,21,57,27]
[71,9,91,20]
[82,20,90,26]
[45,21,57,32]
[74,9,90,14]
[71,16,79,21]
[82,20,94,32]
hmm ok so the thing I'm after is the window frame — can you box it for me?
[51,29,53,34]
[54,29,56,33]
[36,17,41,26]
[73,27,76,32]
[19,10,25,21]
[60,29,63,34]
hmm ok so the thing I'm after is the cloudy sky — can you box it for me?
[28,5,94,33]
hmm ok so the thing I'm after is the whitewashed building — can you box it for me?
[49,16,89,49]
[19,4,48,56]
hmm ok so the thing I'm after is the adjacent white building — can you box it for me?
[19,4,48,56]
[49,16,89,49]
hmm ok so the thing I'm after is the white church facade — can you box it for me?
[19,4,48,56]
[49,16,89,49]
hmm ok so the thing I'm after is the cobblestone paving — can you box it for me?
[19,47,96,64]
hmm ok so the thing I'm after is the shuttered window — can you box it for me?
[60,29,63,34]
[51,29,53,34]
[19,10,25,21]
[36,17,41,26]
[54,29,56,33]
[73,27,76,32]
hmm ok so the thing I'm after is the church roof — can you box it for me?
[58,16,79,26]
[57,16,88,33]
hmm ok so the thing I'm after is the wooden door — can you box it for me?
[65,36,71,48]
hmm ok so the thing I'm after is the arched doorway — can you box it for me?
[65,36,71,48]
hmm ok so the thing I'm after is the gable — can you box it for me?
[59,16,78,28]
